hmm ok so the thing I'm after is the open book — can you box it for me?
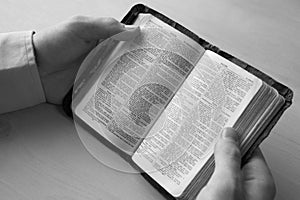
[70,5,292,200]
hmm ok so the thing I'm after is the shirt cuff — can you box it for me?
[0,31,46,114]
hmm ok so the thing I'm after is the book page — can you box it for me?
[132,50,262,196]
[74,14,205,155]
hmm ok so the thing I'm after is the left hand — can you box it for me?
[33,16,126,104]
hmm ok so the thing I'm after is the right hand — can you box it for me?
[196,128,276,200]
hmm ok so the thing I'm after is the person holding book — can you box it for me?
[0,16,276,200]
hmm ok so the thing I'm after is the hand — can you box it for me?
[196,128,276,200]
[33,16,126,104]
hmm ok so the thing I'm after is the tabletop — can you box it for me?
[0,0,299,200]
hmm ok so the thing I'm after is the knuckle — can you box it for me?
[69,15,88,23]
[65,15,92,32]
[222,142,241,159]
[102,17,119,26]
[101,18,122,37]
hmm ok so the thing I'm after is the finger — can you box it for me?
[67,16,126,41]
[244,148,272,178]
[208,128,242,188]
[242,148,276,199]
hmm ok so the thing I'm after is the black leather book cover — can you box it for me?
[63,4,293,199]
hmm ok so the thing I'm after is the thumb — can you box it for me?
[206,128,242,192]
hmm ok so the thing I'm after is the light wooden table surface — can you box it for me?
[0,0,299,199]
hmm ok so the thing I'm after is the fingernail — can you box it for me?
[222,127,238,141]
[124,25,139,30]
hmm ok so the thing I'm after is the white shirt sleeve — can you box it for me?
[0,31,45,114]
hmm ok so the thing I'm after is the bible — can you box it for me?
[68,4,293,200]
